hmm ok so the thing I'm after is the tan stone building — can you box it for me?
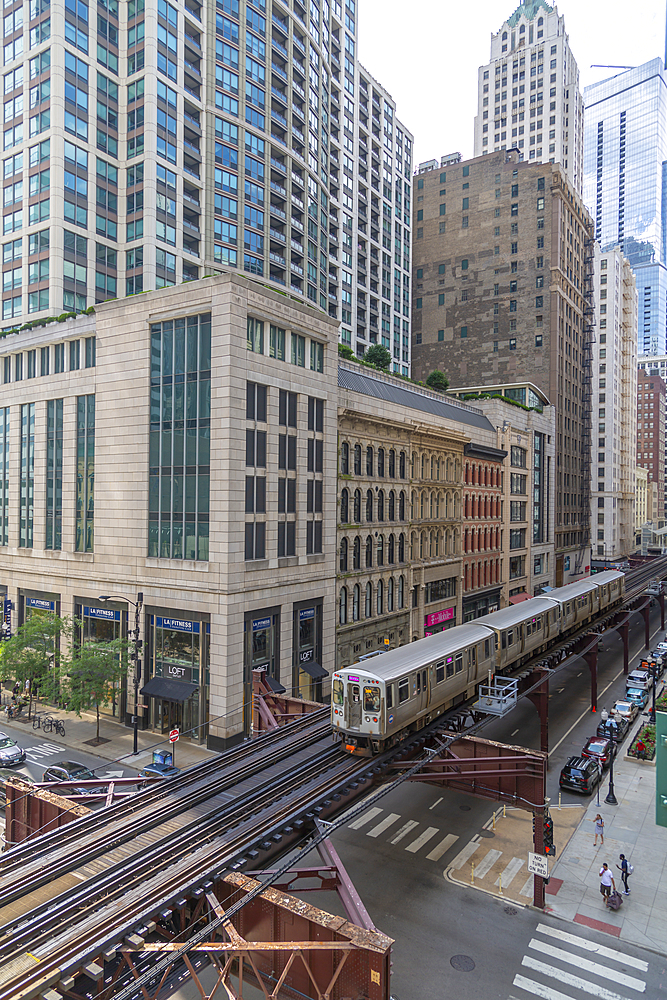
[412,148,593,586]
[0,273,339,749]
[635,466,648,533]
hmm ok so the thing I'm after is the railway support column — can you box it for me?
[584,646,598,713]
[642,604,651,650]
[660,592,665,631]
[527,672,549,755]
[619,624,630,676]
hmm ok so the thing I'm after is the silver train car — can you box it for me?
[332,570,624,754]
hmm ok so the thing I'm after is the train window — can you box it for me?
[416,672,421,693]
[398,678,410,703]
[455,652,463,673]
[501,632,506,650]
[446,656,454,678]
[363,686,381,712]
[484,639,491,659]
[536,617,541,629]
[436,661,445,682]
[471,647,476,666]
[422,670,427,690]
[333,679,344,705]
[507,630,514,646]
[387,684,393,709]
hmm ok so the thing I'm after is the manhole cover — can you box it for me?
[459,804,471,811]
[479,829,495,837]
[450,955,475,972]
[504,906,518,916]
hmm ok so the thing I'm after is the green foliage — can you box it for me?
[338,343,355,360]
[425,370,450,393]
[363,344,392,369]
[1,614,72,717]
[61,636,131,741]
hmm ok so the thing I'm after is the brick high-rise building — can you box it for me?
[636,367,666,526]
[412,148,593,585]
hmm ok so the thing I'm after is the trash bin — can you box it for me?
[153,750,173,766]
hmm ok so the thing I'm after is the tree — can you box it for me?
[338,343,355,360]
[364,344,392,369]
[61,636,130,743]
[425,370,450,393]
[1,614,71,718]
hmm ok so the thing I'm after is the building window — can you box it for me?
[75,394,95,553]
[19,403,35,549]
[149,314,211,560]
[46,398,63,550]
[0,407,8,546]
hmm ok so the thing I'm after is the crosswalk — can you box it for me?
[509,922,649,1000]
[346,804,460,863]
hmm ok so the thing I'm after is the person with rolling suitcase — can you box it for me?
[599,863,616,907]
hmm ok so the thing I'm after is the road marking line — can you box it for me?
[527,941,646,992]
[494,856,525,888]
[449,839,481,871]
[472,848,502,879]
[388,820,418,844]
[519,874,534,897]
[426,833,459,861]
[405,826,439,854]
[535,923,649,971]
[521,956,644,1000]
[367,813,401,838]
[348,806,383,830]
[428,796,443,810]
[512,974,588,1000]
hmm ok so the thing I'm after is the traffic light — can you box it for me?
[543,811,556,856]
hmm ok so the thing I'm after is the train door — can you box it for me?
[414,669,427,714]
[347,682,362,728]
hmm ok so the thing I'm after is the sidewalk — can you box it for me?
[545,717,666,955]
[0,699,218,771]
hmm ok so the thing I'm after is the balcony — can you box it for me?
[270,179,287,197]
[271,85,287,107]
[184,57,201,79]
[292,124,305,143]
[293,34,306,55]
[271,108,288,128]
[270,203,287,220]
[272,14,288,35]
[269,250,286,267]
[291,216,304,232]
[291,237,303,253]
[270,227,286,243]
[272,37,288,58]
[291,170,304,186]
[291,192,304,209]
[292,78,305,99]
[183,137,201,158]
[291,261,304,275]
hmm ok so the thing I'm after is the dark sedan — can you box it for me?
[559,756,601,795]
[581,736,616,769]
[138,762,181,788]
[596,716,630,743]
[42,761,104,796]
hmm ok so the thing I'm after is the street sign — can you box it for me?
[527,852,548,877]
[169,728,180,743]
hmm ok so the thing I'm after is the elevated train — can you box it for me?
[332,571,625,754]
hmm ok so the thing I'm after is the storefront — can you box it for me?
[243,608,280,732]
[463,588,501,622]
[423,606,456,637]
[142,613,210,743]
[74,600,125,720]
[19,590,60,623]
[293,601,326,702]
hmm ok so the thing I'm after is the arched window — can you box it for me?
[411,491,416,519]
[339,587,347,625]
[365,535,373,567]
[398,532,405,562]
[431,456,435,479]
[430,491,435,518]
[340,488,349,523]
[399,491,405,520]
[421,454,426,478]
[434,531,440,557]
[365,582,372,617]
[411,451,417,477]
[388,490,395,521]
[353,488,361,522]
[388,533,395,563]
[376,579,383,615]
[378,448,385,477]
[399,451,406,478]
[398,575,404,608]
[387,577,394,612]
[502,29,508,39]
[366,489,374,522]
[340,441,349,475]
[339,537,348,572]
[537,16,543,25]
[353,584,360,621]
[430,531,435,557]
[366,445,374,476]
[354,444,362,475]
[410,531,416,560]
[388,449,395,477]
[353,535,361,569]
[420,491,426,518]
[420,532,425,558]
[377,490,384,521]
[377,534,384,566]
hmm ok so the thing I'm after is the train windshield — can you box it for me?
[333,679,344,705]
[363,686,381,712]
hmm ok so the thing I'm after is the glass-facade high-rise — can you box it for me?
[0,0,413,372]
[583,58,667,356]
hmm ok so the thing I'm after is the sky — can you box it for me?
[356,0,666,166]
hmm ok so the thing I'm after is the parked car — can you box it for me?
[42,761,104,796]
[559,756,601,795]
[625,687,649,710]
[612,699,639,722]
[653,641,667,652]
[0,731,26,766]
[581,735,616,769]
[596,715,630,743]
[626,669,652,691]
[138,762,181,788]
[0,767,36,804]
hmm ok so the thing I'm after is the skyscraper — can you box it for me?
[583,58,667,357]
[473,0,584,195]
[1,0,413,373]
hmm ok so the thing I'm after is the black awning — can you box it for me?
[140,677,199,702]
[264,674,286,695]
[299,660,327,680]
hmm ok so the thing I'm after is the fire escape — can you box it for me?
[576,224,595,575]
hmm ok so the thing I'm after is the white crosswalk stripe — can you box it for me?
[348,806,382,830]
[495,856,525,888]
[367,812,401,838]
[426,833,458,861]
[389,820,418,844]
[519,874,535,897]
[449,839,481,870]
[405,826,439,854]
[472,848,502,879]
[510,922,649,1000]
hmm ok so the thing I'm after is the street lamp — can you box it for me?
[605,741,618,805]
[98,593,143,754]
[649,658,659,723]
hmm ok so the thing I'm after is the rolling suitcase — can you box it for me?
[607,890,623,911]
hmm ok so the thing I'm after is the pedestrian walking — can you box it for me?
[594,813,604,846]
[617,854,632,895]
[599,863,615,905]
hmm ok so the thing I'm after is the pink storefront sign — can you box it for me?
[424,607,455,628]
